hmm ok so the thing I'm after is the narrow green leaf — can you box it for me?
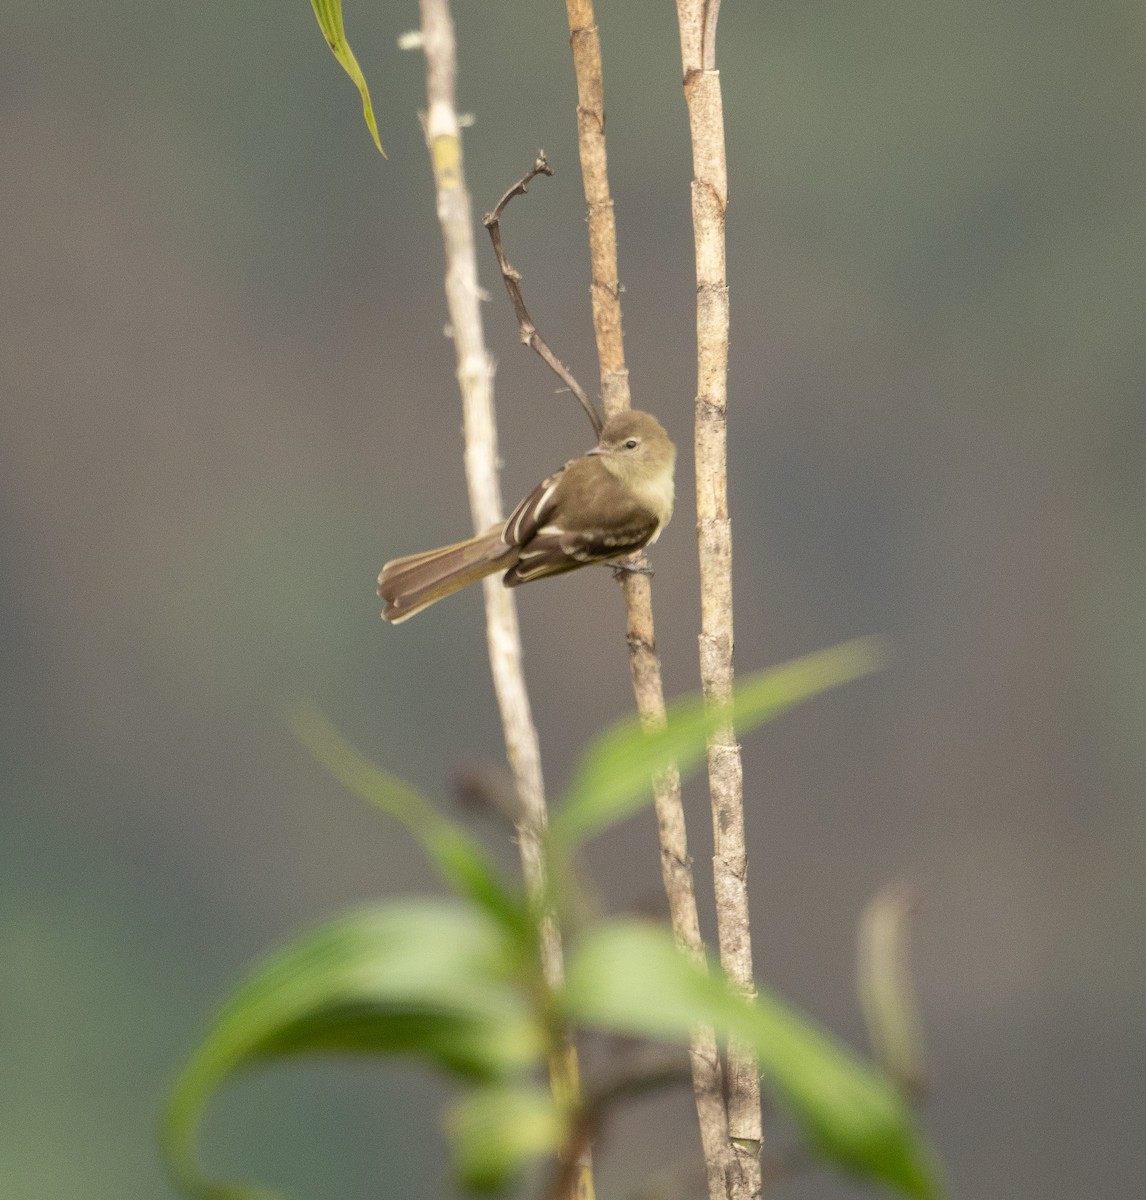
[563,920,942,1199]
[309,0,385,156]
[288,702,528,937]
[163,901,543,1200]
[555,636,888,845]
[448,1083,565,1193]
[858,885,928,1097]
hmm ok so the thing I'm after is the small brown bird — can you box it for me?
[378,410,676,623]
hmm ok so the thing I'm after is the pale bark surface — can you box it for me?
[563,4,734,1199]
[675,3,763,1197]
[418,6,590,1200]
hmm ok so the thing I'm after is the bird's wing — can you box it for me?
[506,516,659,583]
[503,466,566,548]
[502,463,659,585]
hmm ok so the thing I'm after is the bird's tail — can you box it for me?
[377,525,516,623]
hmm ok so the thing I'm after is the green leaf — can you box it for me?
[858,885,928,1097]
[563,920,942,1199]
[447,1083,564,1193]
[288,702,529,938]
[555,636,888,845]
[309,0,385,156]
[163,901,544,1200]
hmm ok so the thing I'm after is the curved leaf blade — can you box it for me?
[163,901,543,1200]
[288,702,529,938]
[563,920,942,1199]
[858,885,928,1097]
[555,636,888,845]
[310,0,385,155]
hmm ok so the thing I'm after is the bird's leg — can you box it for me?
[610,553,654,581]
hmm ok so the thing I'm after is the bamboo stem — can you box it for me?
[562,4,734,1199]
[417,6,589,1199]
[673,4,762,1198]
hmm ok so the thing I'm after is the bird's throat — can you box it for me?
[601,456,675,528]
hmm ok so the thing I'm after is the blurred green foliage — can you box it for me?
[165,642,940,1199]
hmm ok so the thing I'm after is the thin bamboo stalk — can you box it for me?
[417,5,591,1199]
[673,5,762,1199]
[563,4,734,1199]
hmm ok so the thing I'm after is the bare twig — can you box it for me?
[487,151,554,221]
[482,154,602,436]
[547,1055,694,1200]
[674,3,761,1198]
[416,4,590,1198]
[561,4,734,1200]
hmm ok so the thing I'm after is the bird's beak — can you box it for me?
[586,444,609,456]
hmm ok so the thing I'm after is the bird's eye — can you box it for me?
[624,438,638,449]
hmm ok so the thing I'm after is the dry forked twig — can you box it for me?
[482,154,603,438]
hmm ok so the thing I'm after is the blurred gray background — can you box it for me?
[3,2,1143,1198]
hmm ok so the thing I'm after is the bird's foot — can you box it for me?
[610,554,654,581]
